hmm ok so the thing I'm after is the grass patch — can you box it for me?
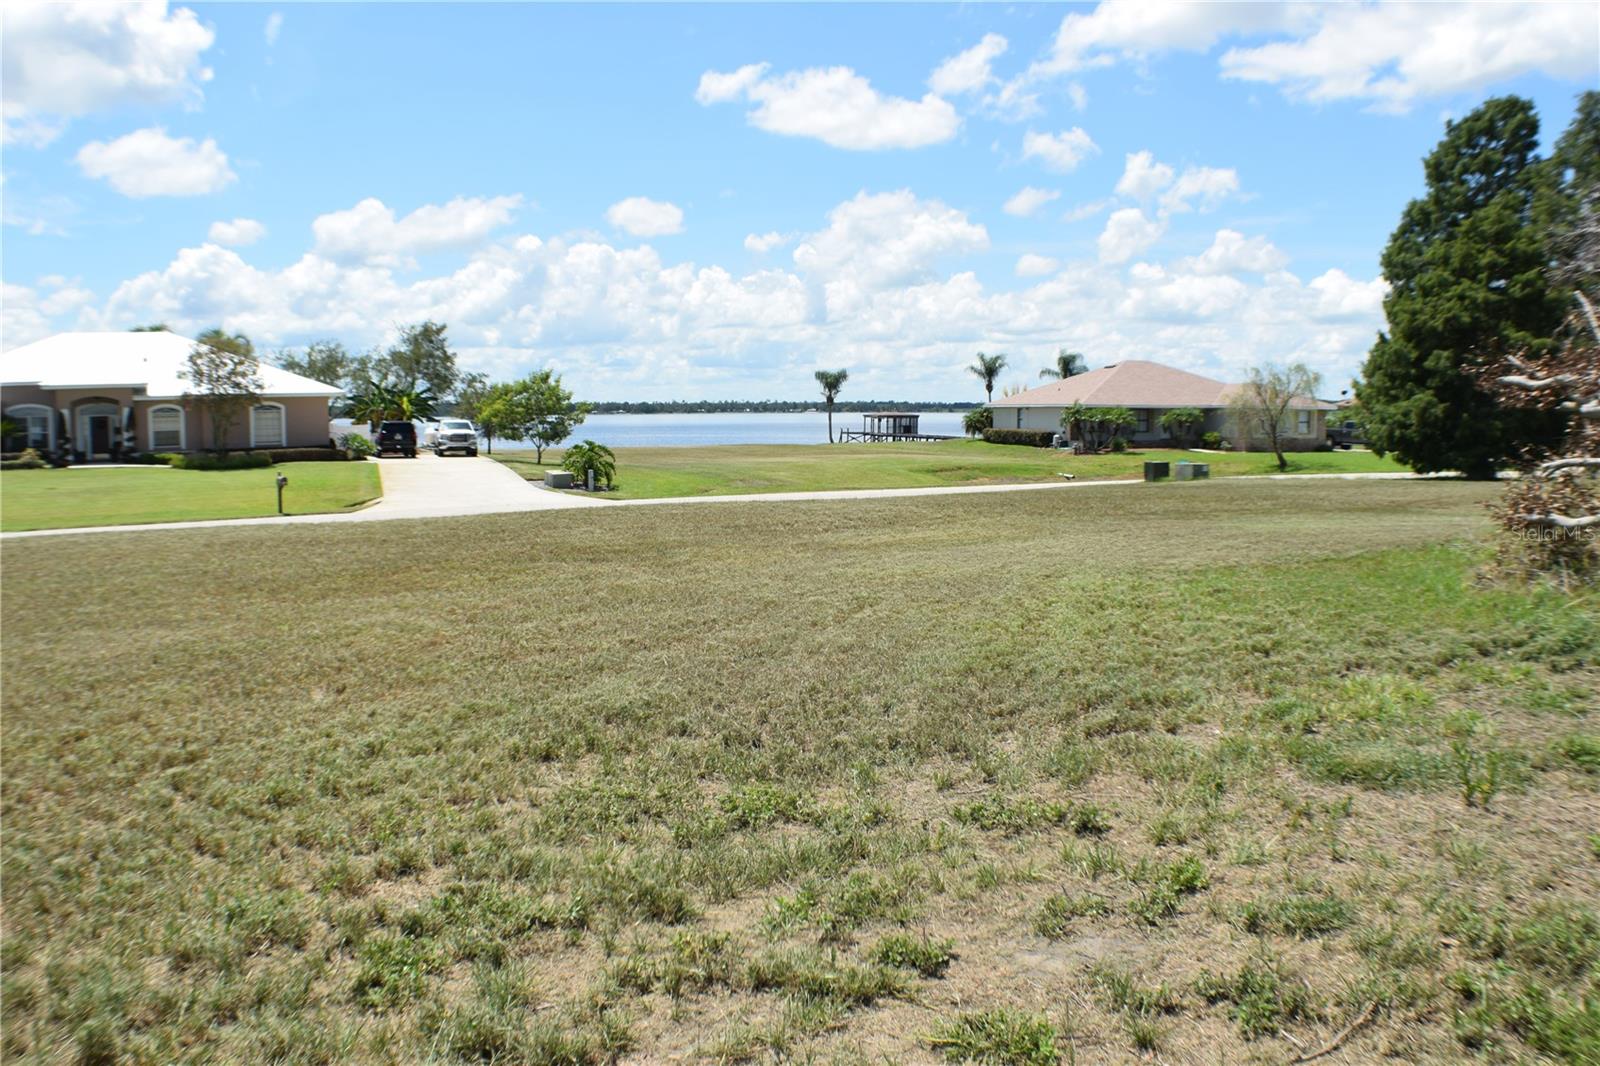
[930,1009,1059,1065]
[0,460,380,530]
[4,479,1597,1062]
[493,440,1410,500]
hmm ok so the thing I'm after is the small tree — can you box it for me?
[1229,363,1323,471]
[181,329,262,454]
[963,408,993,437]
[969,352,1008,403]
[1158,407,1204,447]
[277,340,355,411]
[562,440,617,489]
[384,321,459,399]
[477,370,590,463]
[1039,349,1087,380]
[1061,403,1135,452]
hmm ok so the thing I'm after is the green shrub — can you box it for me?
[338,433,375,459]
[1200,432,1224,449]
[963,408,993,437]
[0,448,47,470]
[562,439,617,489]
[931,1009,1058,1066]
[263,447,346,463]
[169,451,274,471]
[981,427,1055,447]
[1110,436,1128,452]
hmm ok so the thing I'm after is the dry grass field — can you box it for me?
[2,479,1596,1065]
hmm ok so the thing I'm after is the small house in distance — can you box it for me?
[2,330,342,462]
[990,360,1334,450]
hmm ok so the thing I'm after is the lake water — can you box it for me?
[335,411,970,449]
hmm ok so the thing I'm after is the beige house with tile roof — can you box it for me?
[990,360,1335,449]
[2,331,341,462]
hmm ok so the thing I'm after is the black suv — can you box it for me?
[375,420,417,458]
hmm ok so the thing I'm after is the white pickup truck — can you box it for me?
[427,418,479,457]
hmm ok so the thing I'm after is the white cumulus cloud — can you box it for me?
[2,1,215,146]
[606,197,685,238]
[792,189,989,293]
[264,11,283,46]
[1003,186,1061,218]
[312,195,522,263]
[929,33,1008,96]
[1022,127,1098,172]
[1015,253,1060,278]
[744,231,788,253]
[1098,207,1165,263]
[209,218,266,247]
[1220,3,1599,113]
[1028,1,1597,114]
[1183,229,1287,275]
[696,64,960,150]
[28,187,1392,400]
[1159,165,1239,214]
[1114,150,1175,201]
[76,127,235,198]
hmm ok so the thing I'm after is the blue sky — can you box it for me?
[3,2,1596,400]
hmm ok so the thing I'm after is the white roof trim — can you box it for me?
[2,330,343,398]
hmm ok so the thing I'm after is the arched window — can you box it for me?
[250,402,286,448]
[148,405,185,451]
[4,404,54,451]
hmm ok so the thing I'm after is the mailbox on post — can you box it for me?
[275,473,288,514]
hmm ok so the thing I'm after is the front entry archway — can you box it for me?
[73,402,122,462]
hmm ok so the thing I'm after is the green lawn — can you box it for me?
[4,480,1597,1064]
[0,461,382,531]
[494,439,1410,499]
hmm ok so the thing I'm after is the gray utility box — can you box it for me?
[1175,462,1210,480]
[543,470,574,488]
[1143,461,1171,481]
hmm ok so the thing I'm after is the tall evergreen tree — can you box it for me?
[1358,96,1567,478]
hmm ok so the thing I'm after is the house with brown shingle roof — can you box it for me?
[990,360,1335,449]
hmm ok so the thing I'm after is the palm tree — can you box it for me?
[343,380,396,432]
[562,439,617,489]
[969,352,1008,403]
[1039,349,1088,380]
[815,369,848,443]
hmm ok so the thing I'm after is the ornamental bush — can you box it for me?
[981,428,1055,447]
[170,452,274,471]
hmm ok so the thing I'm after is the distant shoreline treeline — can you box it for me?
[586,400,982,414]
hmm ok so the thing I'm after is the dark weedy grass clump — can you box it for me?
[931,1009,1059,1065]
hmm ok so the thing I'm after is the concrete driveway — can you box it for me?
[360,451,599,520]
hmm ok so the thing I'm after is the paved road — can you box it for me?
[0,464,1439,540]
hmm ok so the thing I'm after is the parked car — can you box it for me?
[1327,418,1365,450]
[374,420,417,457]
[431,418,479,457]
